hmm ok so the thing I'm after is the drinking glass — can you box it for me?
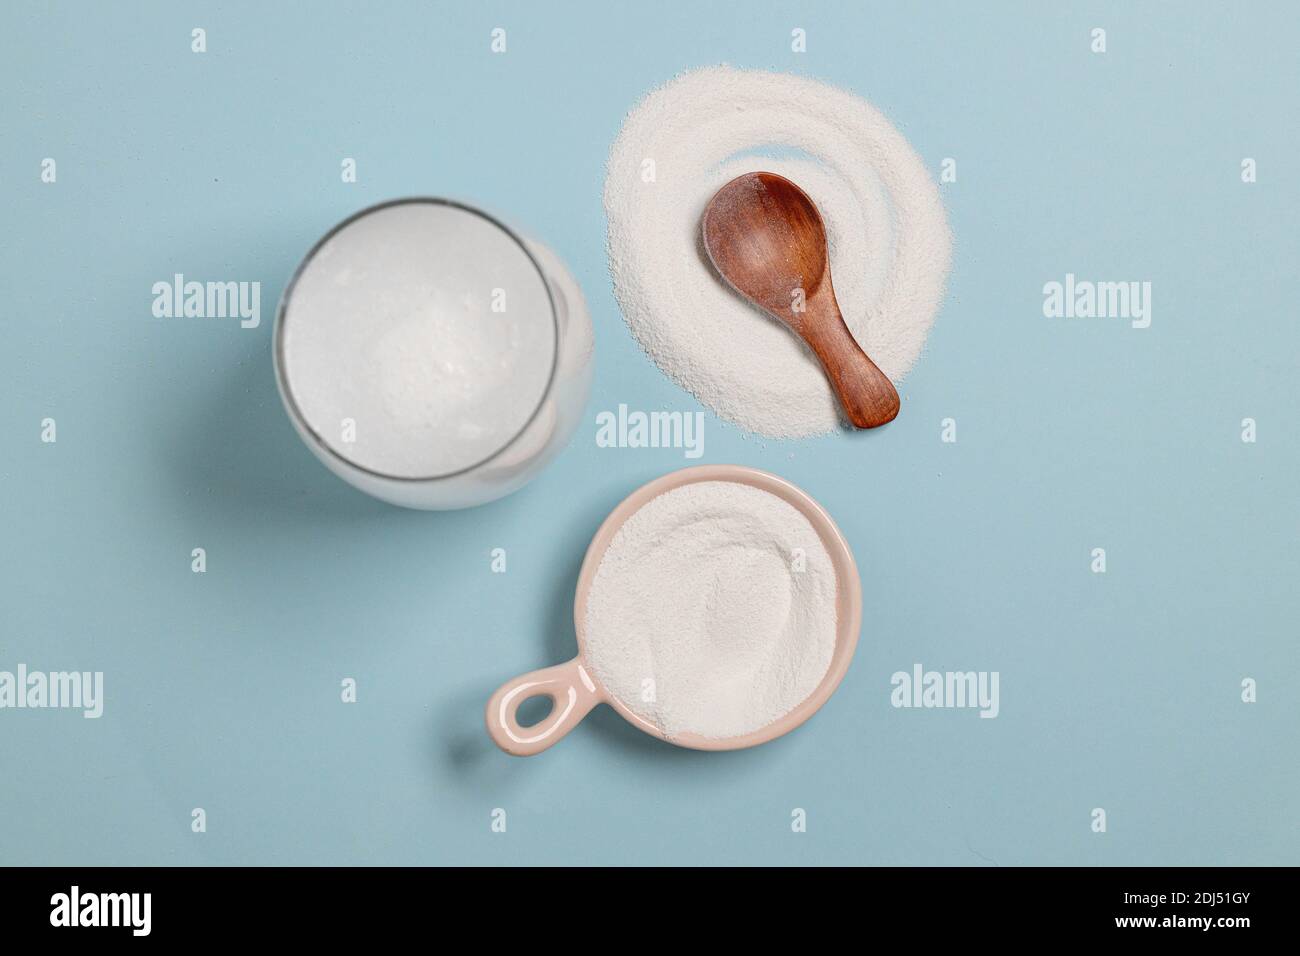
[274,198,593,509]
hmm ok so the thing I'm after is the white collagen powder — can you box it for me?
[583,481,837,739]
[604,66,952,438]
[280,202,557,478]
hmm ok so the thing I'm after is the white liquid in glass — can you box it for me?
[280,202,557,479]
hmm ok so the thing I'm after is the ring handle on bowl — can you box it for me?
[485,657,602,756]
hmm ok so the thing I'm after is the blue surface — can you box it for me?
[2,1,1297,866]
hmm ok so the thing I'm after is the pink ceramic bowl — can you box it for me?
[485,464,863,755]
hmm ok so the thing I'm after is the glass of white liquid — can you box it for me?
[274,198,593,509]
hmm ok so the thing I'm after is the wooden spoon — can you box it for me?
[701,171,900,429]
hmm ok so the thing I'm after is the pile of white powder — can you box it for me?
[280,201,556,478]
[582,481,837,739]
[604,66,952,437]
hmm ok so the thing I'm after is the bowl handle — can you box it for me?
[485,657,602,756]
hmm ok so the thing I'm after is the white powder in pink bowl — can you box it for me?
[582,481,837,739]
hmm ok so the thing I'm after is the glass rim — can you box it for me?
[273,196,562,484]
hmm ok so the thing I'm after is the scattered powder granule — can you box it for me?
[604,65,952,438]
[583,481,838,738]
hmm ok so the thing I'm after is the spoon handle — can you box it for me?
[803,299,900,429]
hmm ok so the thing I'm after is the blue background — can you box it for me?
[2,1,1297,866]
